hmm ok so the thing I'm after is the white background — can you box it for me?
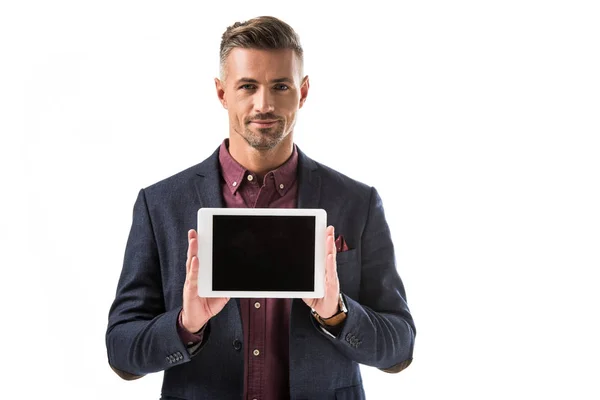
[1,1,599,399]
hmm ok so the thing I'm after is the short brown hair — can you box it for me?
[219,16,304,80]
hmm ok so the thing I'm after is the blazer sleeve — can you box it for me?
[105,189,199,379]
[313,187,416,373]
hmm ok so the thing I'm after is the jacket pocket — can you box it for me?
[336,249,357,264]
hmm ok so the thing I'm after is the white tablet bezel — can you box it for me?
[197,207,327,298]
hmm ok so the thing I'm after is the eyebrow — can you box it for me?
[235,77,294,85]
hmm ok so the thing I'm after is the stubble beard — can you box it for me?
[243,121,287,151]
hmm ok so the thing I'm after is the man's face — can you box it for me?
[215,48,309,151]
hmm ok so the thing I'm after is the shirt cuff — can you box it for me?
[312,310,347,339]
[177,309,205,346]
[316,320,344,339]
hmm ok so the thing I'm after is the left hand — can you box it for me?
[303,225,340,318]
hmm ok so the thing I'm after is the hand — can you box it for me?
[303,225,340,319]
[181,229,230,332]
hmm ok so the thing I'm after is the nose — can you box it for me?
[254,87,274,114]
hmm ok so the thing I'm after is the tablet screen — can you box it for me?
[212,215,315,292]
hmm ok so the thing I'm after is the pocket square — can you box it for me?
[335,234,350,252]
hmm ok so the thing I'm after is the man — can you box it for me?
[106,16,415,400]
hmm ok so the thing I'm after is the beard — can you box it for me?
[243,119,286,150]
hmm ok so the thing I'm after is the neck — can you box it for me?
[227,134,294,180]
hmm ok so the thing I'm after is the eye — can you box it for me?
[274,84,289,91]
[239,84,256,90]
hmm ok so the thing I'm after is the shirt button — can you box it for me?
[247,174,254,181]
[232,181,237,187]
[279,183,284,189]
[253,349,260,356]
[254,302,261,309]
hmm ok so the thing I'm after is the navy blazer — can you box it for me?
[106,145,416,400]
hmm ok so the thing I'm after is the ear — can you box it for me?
[299,75,309,109]
[215,77,227,109]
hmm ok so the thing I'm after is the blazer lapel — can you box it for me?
[296,146,321,209]
[193,147,225,209]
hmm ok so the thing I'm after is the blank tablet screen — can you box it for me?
[212,215,315,292]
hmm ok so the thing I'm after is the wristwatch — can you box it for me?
[311,293,348,327]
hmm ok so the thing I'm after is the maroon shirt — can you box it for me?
[178,138,298,400]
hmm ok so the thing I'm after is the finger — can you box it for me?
[187,229,197,258]
[326,226,332,250]
[328,225,336,254]
[186,255,199,291]
[326,249,339,296]
[325,252,336,287]
[333,236,337,265]
[331,251,339,290]
[186,231,193,272]
[326,232,336,261]
[186,238,198,275]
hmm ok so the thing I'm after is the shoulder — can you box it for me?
[142,147,219,200]
[298,147,374,203]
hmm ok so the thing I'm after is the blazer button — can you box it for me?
[233,340,242,351]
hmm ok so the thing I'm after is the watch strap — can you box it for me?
[311,293,348,327]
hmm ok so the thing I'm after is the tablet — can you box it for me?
[197,207,327,298]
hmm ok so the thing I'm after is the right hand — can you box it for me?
[181,229,230,332]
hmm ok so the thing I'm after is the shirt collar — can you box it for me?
[218,139,298,196]
[218,139,247,195]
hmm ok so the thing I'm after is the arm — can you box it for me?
[105,189,198,378]
[313,187,416,372]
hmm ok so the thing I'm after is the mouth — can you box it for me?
[249,120,279,127]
